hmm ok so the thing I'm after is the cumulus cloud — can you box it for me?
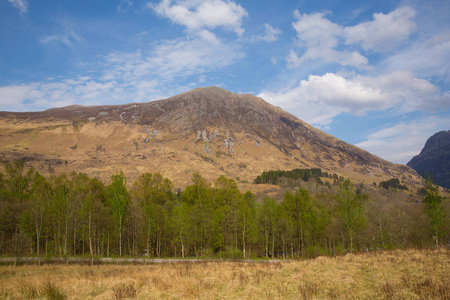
[150,0,248,39]
[258,72,447,126]
[289,10,368,69]
[355,116,449,164]
[289,6,416,68]
[292,11,342,49]
[344,6,416,52]
[8,0,27,14]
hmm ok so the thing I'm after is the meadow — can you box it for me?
[0,249,449,299]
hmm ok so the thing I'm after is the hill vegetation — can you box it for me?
[254,168,325,185]
[0,160,448,259]
[379,178,409,191]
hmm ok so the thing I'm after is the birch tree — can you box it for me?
[106,171,129,256]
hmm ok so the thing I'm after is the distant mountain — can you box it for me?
[0,86,421,188]
[407,130,450,189]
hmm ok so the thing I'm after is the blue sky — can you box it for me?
[1,0,449,164]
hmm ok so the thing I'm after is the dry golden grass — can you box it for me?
[0,249,449,299]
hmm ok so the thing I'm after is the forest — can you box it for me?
[0,160,448,259]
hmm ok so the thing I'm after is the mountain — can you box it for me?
[0,86,421,188]
[407,130,450,189]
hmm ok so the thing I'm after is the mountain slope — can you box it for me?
[407,130,450,189]
[0,86,420,187]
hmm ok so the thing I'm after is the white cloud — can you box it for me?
[102,37,242,81]
[258,72,447,126]
[383,32,450,82]
[289,7,416,68]
[292,11,342,49]
[0,33,243,112]
[289,10,368,69]
[0,77,123,112]
[251,24,282,42]
[356,116,449,164]
[150,0,248,39]
[8,0,27,14]
[344,6,416,52]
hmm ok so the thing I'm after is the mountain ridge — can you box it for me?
[0,86,420,188]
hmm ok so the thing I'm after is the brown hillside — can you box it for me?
[0,86,421,188]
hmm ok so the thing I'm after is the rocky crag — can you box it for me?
[407,130,450,189]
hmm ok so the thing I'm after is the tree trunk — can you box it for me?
[272,224,275,258]
[107,233,110,257]
[147,218,151,257]
[265,223,269,258]
[64,216,68,256]
[180,231,185,258]
[88,212,93,257]
[35,220,42,255]
[242,215,246,259]
[350,231,353,253]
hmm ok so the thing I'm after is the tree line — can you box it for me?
[253,168,324,185]
[0,160,448,258]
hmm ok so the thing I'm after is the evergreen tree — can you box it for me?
[423,174,448,249]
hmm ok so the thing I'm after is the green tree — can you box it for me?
[238,191,257,258]
[131,172,174,257]
[423,175,448,249]
[106,171,130,256]
[20,172,52,255]
[337,179,366,252]
[79,177,107,256]
[282,189,320,256]
[181,172,213,256]
[171,202,190,257]
[212,207,226,255]
[258,198,278,258]
[4,160,34,202]
[214,176,241,251]
[0,160,34,254]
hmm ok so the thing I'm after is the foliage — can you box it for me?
[106,171,130,256]
[0,160,448,258]
[423,174,447,249]
[379,178,408,191]
[336,179,366,252]
[254,168,323,185]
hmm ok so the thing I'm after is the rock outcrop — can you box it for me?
[407,130,450,189]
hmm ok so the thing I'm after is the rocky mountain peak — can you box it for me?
[419,131,450,155]
[407,130,450,188]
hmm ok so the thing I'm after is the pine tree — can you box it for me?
[423,174,447,249]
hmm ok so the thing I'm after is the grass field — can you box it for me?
[0,249,449,299]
